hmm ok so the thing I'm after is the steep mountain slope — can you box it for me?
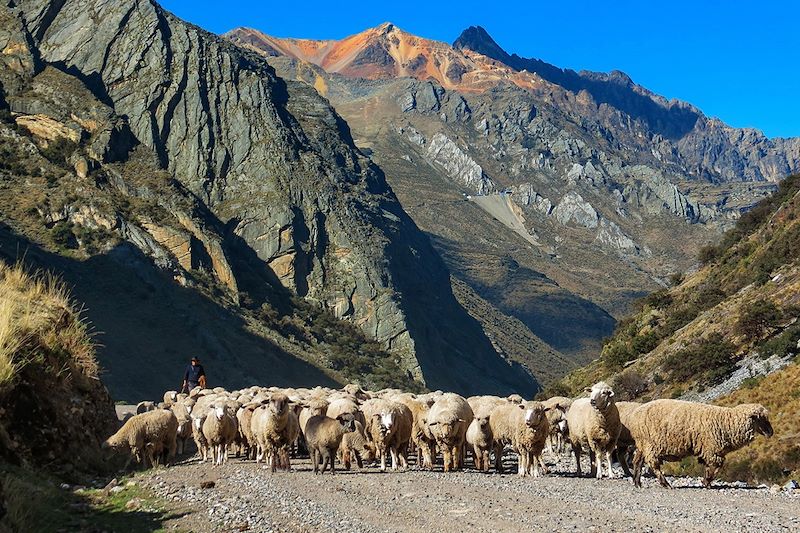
[227,23,799,367]
[552,174,800,483]
[0,0,539,398]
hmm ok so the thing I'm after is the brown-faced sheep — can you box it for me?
[629,400,773,488]
[103,409,178,469]
[338,420,375,469]
[427,393,473,472]
[304,414,356,474]
[566,382,621,479]
[542,396,573,454]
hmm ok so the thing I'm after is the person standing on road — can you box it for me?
[181,357,206,393]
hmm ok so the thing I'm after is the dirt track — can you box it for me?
[140,453,799,532]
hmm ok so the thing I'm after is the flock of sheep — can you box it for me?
[103,381,774,489]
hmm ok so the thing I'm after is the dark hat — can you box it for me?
[191,356,200,362]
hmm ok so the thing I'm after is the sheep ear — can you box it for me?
[544,406,552,412]
[518,404,526,409]
[372,413,381,419]
[428,421,439,426]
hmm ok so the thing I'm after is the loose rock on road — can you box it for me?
[141,455,799,532]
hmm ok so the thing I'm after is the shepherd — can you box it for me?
[181,356,207,393]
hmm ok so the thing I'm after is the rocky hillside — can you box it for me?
[227,23,800,368]
[0,0,539,398]
[551,174,800,483]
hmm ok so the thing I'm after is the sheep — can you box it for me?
[614,401,642,477]
[251,393,298,472]
[465,395,504,471]
[236,402,262,459]
[299,398,330,433]
[103,409,178,469]
[427,393,473,472]
[506,394,524,404]
[191,413,209,462]
[163,390,179,407]
[338,420,375,469]
[628,400,773,488]
[361,398,412,471]
[542,396,572,453]
[136,401,156,414]
[202,404,238,466]
[304,414,356,474]
[170,402,193,455]
[511,401,551,477]
[566,382,621,479]
[395,396,436,469]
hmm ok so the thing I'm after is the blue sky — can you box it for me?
[161,0,799,139]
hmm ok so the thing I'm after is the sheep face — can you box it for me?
[475,414,490,429]
[743,405,774,437]
[507,394,524,404]
[585,382,615,410]
[337,413,356,432]
[267,394,290,416]
[375,412,395,435]
[519,403,547,428]
[213,405,226,421]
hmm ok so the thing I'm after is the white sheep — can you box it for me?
[427,393,473,472]
[628,399,773,488]
[103,409,178,469]
[202,404,238,466]
[250,393,298,472]
[511,401,550,477]
[614,401,641,477]
[361,398,412,471]
[566,382,621,479]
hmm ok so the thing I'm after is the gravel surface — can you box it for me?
[139,451,800,532]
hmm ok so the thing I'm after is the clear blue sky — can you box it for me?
[162,0,799,139]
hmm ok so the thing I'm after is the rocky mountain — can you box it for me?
[227,23,800,367]
[552,174,800,483]
[0,0,539,399]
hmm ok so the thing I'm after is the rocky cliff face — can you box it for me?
[228,23,799,368]
[0,0,539,396]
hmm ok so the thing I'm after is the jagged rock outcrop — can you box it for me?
[426,133,493,194]
[553,191,599,229]
[1,0,538,395]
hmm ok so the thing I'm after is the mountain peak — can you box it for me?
[453,26,511,63]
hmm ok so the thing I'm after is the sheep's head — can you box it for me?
[519,401,547,428]
[428,415,464,443]
[741,404,774,437]
[374,412,395,435]
[474,414,490,429]
[336,413,356,432]
[167,391,178,403]
[507,394,524,404]
[212,404,226,421]
[585,382,615,410]
[267,394,290,416]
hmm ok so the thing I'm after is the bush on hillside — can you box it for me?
[662,333,737,386]
[736,299,782,341]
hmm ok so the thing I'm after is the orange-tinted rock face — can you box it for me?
[227,24,549,94]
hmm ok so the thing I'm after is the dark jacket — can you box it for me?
[184,363,206,386]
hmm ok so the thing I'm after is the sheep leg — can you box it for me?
[380,447,387,472]
[321,451,330,474]
[618,446,633,477]
[632,449,645,487]
[517,449,527,477]
[536,454,548,475]
[493,443,504,473]
[653,460,671,488]
[390,447,398,471]
[605,450,615,479]
[703,464,719,488]
[442,447,452,472]
[328,448,336,475]
[571,442,582,476]
[586,446,600,478]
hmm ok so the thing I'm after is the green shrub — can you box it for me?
[698,245,720,265]
[736,299,782,341]
[50,222,78,249]
[644,289,673,310]
[759,323,800,359]
[662,333,737,386]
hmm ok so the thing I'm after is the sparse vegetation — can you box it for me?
[39,137,78,166]
[736,299,782,342]
[662,333,737,386]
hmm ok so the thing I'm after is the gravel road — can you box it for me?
[141,452,799,532]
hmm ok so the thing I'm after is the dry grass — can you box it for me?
[0,261,97,392]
